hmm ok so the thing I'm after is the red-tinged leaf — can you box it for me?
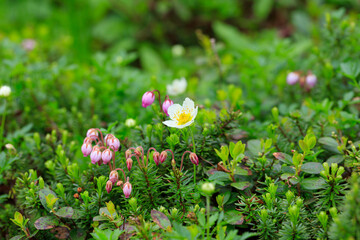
[34,216,58,230]
[273,152,292,165]
[151,210,171,230]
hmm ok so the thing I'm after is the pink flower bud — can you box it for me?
[159,151,167,164]
[125,149,132,159]
[162,99,174,116]
[305,73,317,88]
[286,72,300,85]
[87,128,99,140]
[126,158,133,171]
[142,91,155,108]
[81,143,92,157]
[108,137,120,151]
[106,180,113,194]
[105,134,114,145]
[116,180,123,187]
[102,149,113,164]
[90,146,102,164]
[123,178,132,198]
[109,170,119,183]
[189,152,199,165]
[153,152,160,166]
[83,137,93,144]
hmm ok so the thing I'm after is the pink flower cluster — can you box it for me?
[81,128,132,198]
[286,71,317,90]
[142,90,174,116]
[81,129,120,165]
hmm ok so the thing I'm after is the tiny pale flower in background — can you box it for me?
[167,78,187,96]
[286,72,300,85]
[305,73,317,88]
[189,152,199,165]
[172,44,185,57]
[123,178,132,198]
[109,170,119,183]
[125,118,136,127]
[142,91,155,108]
[0,86,11,97]
[102,149,113,164]
[106,180,113,194]
[22,39,36,51]
[162,99,174,116]
[163,98,198,129]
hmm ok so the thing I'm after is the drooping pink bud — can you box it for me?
[109,170,119,183]
[286,72,299,85]
[123,178,132,198]
[116,180,123,187]
[83,137,93,144]
[305,73,317,88]
[126,158,133,171]
[162,99,174,116]
[106,180,113,194]
[108,137,121,151]
[87,128,99,140]
[159,151,167,164]
[105,134,115,145]
[189,152,199,165]
[153,152,160,166]
[142,91,155,108]
[102,149,113,164]
[81,143,92,157]
[125,149,132,159]
[90,146,102,164]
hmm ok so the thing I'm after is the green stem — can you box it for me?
[206,196,210,240]
[0,100,6,150]
[190,127,196,185]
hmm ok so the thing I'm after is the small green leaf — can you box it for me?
[39,188,58,211]
[273,152,292,165]
[105,201,116,216]
[340,61,360,79]
[319,137,340,154]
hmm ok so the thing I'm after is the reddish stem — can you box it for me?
[130,153,144,169]
[152,89,163,112]
[180,151,192,170]
[114,168,127,181]
[146,147,157,167]
[94,128,105,144]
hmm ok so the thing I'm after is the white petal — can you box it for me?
[163,120,179,128]
[182,98,194,112]
[191,106,198,119]
[167,104,182,120]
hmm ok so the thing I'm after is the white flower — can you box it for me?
[166,78,187,96]
[0,86,11,97]
[125,118,136,127]
[163,98,198,129]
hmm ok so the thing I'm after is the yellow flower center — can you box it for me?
[175,110,192,125]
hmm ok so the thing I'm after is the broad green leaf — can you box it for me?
[340,61,360,79]
[301,162,324,174]
[54,207,74,219]
[247,139,262,156]
[231,181,251,191]
[34,216,58,230]
[273,152,293,165]
[39,188,58,211]
[326,155,344,164]
[318,137,340,153]
[301,177,326,190]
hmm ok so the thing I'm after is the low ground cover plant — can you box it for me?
[0,2,360,240]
